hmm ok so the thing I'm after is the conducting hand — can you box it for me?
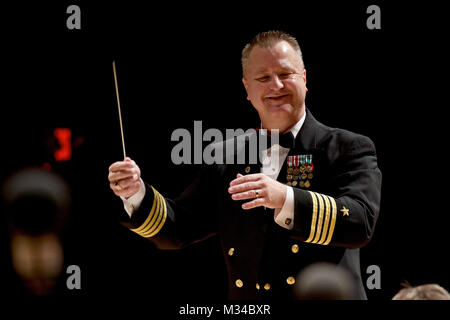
[108,157,142,199]
[228,173,287,210]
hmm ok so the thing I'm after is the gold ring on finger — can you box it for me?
[114,181,123,191]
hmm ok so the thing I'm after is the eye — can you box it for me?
[256,76,270,82]
[279,73,293,79]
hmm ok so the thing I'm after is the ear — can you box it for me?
[242,77,250,100]
[242,77,248,90]
[303,69,308,91]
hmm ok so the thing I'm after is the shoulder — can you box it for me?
[314,121,377,160]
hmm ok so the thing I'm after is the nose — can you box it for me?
[269,75,284,90]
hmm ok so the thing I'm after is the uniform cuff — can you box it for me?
[274,186,294,230]
[121,178,146,217]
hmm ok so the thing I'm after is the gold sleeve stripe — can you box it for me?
[136,193,161,235]
[140,192,165,237]
[143,193,167,238]
[311,193,325,244]
[129,188,168,238]
[305,191,318,243]
[131,186,159,233]
[305,191,337,246]
[317,195,331,245]
[323,196,337,245]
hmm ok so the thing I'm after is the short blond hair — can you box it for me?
[392,283,450,300]
[241,30,304,76]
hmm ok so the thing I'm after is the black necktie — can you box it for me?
[278,131,295,149]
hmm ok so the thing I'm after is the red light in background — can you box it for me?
[54,128,72,161]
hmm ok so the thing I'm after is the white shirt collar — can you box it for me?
[288,111,306,139]
[260,110,306,140]
[260,111,307,170]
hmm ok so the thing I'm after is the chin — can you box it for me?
[266,103,293,114]
[260,107,292,125]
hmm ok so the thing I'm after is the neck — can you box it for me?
[262,108,305,134]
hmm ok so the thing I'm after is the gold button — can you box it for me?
[256,283,260,290]
[291,244,299,253]
[285,218,292,226]
[287,276,296,285]
[245,166,251,173]
[228,248,235,256]
[264,283,271,290]
[235,279,243,288]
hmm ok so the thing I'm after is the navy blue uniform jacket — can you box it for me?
[120,109,382,300]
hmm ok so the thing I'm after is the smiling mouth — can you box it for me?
[266,94,289,100]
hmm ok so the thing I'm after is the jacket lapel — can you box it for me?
[276,108,319,183]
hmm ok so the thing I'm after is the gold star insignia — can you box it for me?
[341,206,350,217]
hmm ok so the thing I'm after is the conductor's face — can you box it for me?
[243,40,307,133]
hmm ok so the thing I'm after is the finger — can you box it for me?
[110,181,140,197]
[236,173,243,178]
[110,181,124,193]
[231,189,263,201]
[109,161,136,172]
[229,173,262,187]
[228,181,263,194]
[121,181,142,198]
[117,175,140,189]
[124,157,138,167]
[242,198,266,210]
[109,161,129,171]
[112,187,132,198]
[108,169,139,182]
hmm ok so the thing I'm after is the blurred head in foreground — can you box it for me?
[392,283,450,300]
[2,167,70,295]
[293,262,358,300]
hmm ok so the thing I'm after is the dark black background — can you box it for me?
[1,0,449,307]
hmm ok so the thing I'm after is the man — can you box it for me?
[392,284,450,300]
[108,31,382,299]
